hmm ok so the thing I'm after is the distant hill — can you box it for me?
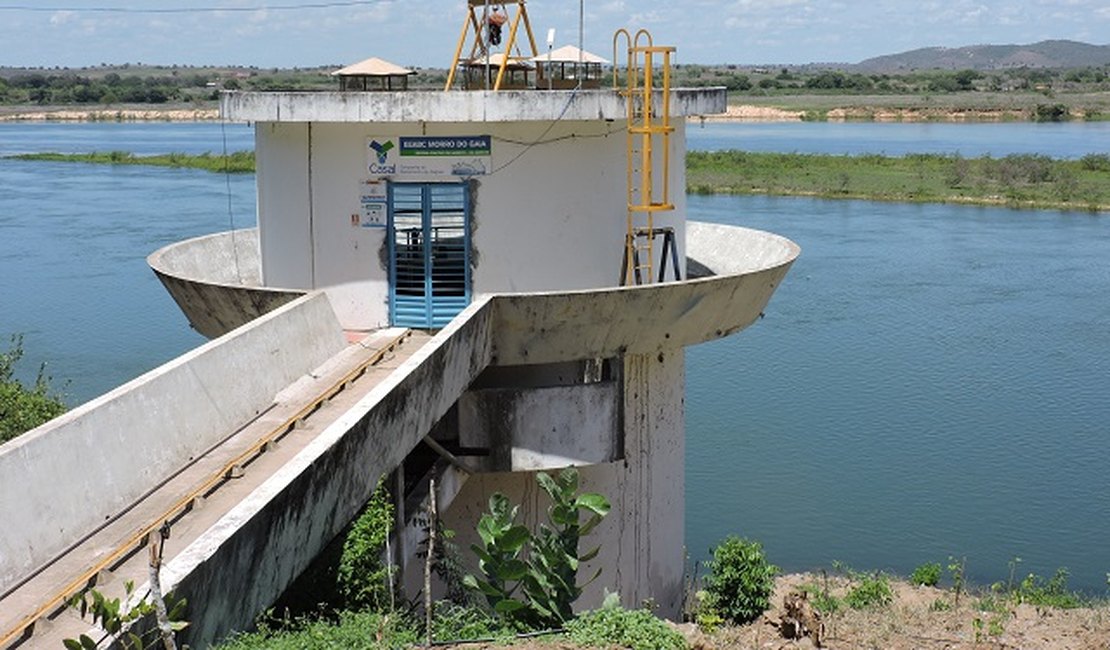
[853,40,1110,72]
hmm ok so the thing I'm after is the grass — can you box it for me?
[727,90,1110,119]
[687,150,1110,211]
[8,148,1109,212]
[4,150,255,173]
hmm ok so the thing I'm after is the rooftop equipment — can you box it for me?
[446,0,539,90]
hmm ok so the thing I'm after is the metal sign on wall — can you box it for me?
[358,179,387,227]
[367,136,491,177]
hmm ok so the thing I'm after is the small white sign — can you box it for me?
[359,179,387,227]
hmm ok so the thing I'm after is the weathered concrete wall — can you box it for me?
[148,229,306,339]
[490,224,799,366]
[0,293,345,595]
[255,123,314,291]
[444,349,686,616]
[222,88,728,123]
[458,381,620,471]
[252,118,682,330]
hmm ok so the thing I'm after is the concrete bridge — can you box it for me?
[0,221,797,649]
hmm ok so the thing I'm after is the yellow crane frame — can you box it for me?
[445,0,539,91]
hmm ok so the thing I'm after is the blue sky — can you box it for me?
[0,0,1107,69]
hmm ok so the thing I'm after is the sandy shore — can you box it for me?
[0,108,219,122]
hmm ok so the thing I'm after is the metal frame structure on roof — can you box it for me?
[445,0,539,91]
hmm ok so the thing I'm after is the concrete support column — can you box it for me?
[440,348,686,618]
[611,349,685,617]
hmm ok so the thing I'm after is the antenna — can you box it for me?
[546,28,555,89]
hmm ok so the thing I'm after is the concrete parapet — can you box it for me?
[489,223,799,365]
[0,293,346,596]
[148,228,306,339]
[221,88,727,123]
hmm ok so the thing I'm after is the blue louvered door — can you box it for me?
[388,182,470,328]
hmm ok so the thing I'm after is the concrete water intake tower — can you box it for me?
[0,4,798,647]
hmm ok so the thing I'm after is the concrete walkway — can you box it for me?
[1,328,430,649]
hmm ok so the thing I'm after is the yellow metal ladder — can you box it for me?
[614,29,679,286]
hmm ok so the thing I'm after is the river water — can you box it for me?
[1,121,1106,591]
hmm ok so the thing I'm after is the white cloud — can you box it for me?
[50,11,75,26]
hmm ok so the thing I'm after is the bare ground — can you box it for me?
[683,574,1110,650]
[444,574,1110,650]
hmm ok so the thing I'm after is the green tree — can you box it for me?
[0,334,67,443]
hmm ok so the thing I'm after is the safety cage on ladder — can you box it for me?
[387,182,472,329]
[613,28,682,286]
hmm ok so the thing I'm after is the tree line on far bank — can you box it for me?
[1,62,1107,109]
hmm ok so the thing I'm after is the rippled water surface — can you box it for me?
[686,195,1110,590]
[2,121,1107,590]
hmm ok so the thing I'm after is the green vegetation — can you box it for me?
[687,150,1110,211]
[911,562,943,587]
[18,149,1106,213]
[1004,568,1084,609]
[0,63,446,108]
[463,467,610,629]
[215,610,417,650]
[6,150,255,173]
[0,334,66,443]
[844,573,894,609]
[565,604,687,650]
[335,482,395,611]
[702,536,778,625]
[64,581,187,650]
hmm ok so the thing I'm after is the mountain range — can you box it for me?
[851,40,1110,73]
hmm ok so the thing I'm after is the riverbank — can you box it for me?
[693,572,1110,650]
[10,149,1108,212]
[687,150,1110,212]
[2,94,1107,124]
[8,150,253,172]
[0,105,218,122]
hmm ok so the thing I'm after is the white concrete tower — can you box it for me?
[144,13,799,640]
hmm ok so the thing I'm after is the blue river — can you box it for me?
[0,121,1107,592]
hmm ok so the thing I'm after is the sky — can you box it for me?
[0,0,1107,69]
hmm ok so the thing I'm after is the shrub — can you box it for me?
[1015,568,1083,609]
[463,468,610,629]
[844,573,893,609]
[1080,153,1110,172]
[336,481,395,610]
[704,536,778,624]
[566,607,687,650]
[911,562,942,587]
[799,582,843,614]
[1,334,67,443]
[1033,103,1070,122]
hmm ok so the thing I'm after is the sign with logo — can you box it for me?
[367,136,491,177]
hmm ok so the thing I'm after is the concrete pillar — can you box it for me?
[440,348,686,618]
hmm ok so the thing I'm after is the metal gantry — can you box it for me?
[445,0,539,91]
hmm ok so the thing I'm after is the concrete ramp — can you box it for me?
[0,293,345,598]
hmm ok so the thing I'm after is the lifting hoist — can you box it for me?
[445,0,539,91]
